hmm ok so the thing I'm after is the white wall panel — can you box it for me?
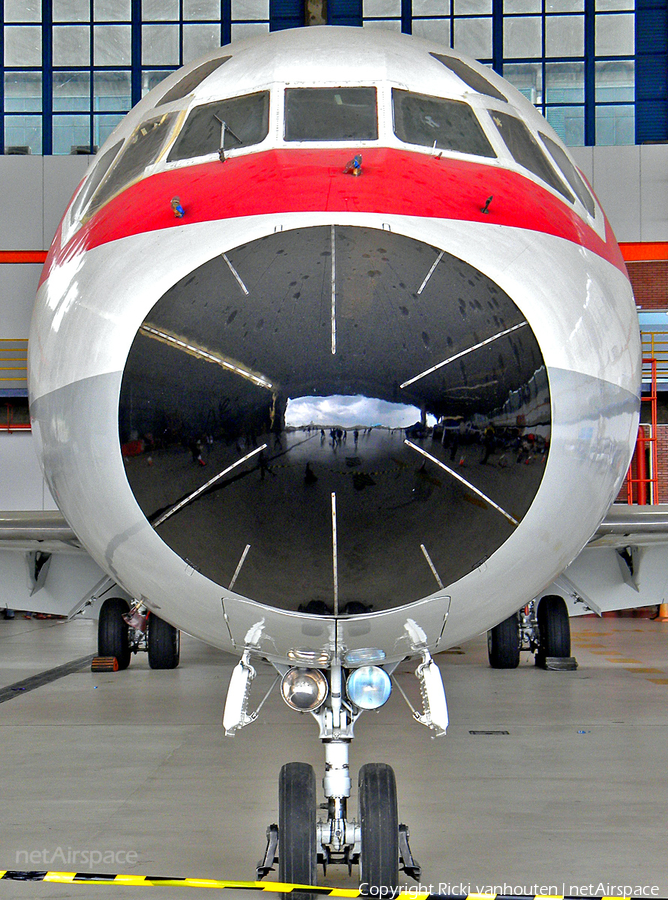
[639,145,668,243]
[43,156,91,248]
[591,145,641,242]
[0,157,44,250]
[0,265,42,337]
[0,432,57,511]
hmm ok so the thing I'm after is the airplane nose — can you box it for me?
[119,224,550,613]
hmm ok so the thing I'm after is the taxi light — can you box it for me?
[346,665,392,710]
[281,667,329,711]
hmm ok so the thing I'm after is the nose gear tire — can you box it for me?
[358,762,399,890]
[279,762,317,894]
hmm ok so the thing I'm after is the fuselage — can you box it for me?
[29,26,640,666]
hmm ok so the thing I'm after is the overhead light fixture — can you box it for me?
[140,324,273,389]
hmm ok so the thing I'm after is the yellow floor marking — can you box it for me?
[647,677,668,684]
[624,667,664,674]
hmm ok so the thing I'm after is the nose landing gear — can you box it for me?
[250,658,436,892]
[258,756,420,892]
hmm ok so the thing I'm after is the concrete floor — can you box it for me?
[1,615,667,899]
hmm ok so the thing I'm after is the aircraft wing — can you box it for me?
[0,510,80,552]
[0,510,131,618]
[540,504,668,617]
[2,504,668,621]
[588,503,668,547]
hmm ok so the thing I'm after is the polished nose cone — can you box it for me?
[120,225,550,613]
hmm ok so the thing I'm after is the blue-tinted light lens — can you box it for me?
[346,665,392,710]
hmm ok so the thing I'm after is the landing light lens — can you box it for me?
[346,665,392,710]
[342,647,386,666]
[281,667,329,711]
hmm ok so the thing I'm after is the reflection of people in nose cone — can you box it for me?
[481,423,496,465]
[304,463,318,485]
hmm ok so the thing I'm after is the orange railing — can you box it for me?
[0,338,28,392]
[641,331,668,379]
[626,355,659,504]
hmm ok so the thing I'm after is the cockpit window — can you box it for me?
[539,132,596,217]
[158,56,231,106]
[393,89,496,158]
[70,138,123,222]
[284,87,378,142]
[430,54,508,103]
[167,91,269,161]
[491,111,574,203]
[86,112,178,218]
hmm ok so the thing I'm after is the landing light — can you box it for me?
[281,667,329,711]
[287,647,331,666]
[346,665,392,710]
[342,647,386,666]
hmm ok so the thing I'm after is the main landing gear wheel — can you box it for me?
[147,614,180,669]
[359,763,399,891]
[487,612,520,669]
[98,597,131,670]
[279,762,317,894]
[537,595,571,660]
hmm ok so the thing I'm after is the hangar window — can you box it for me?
[284,87,378,142]
[539,131,595,216]
[491,110,574,202]
[86,111,178,217]
[167,91,269,160]
[157,55,231,106]
[392,89,496,158]
[430,53,508,103]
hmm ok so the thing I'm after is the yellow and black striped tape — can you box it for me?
[0,873,648,899]
[5,873,352,892]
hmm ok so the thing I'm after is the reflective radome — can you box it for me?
[119,225,550,613]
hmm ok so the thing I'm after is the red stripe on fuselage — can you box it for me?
[40,147,626,287]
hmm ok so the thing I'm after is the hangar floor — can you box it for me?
[1,615,667,900]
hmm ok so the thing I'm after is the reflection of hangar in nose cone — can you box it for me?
[120,226,550,612]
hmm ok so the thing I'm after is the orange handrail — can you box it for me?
[626,358,659,504]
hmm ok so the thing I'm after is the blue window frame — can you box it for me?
[1,0,665,152]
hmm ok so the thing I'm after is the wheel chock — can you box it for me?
[537,655,578,671]
[91,656,119,672]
